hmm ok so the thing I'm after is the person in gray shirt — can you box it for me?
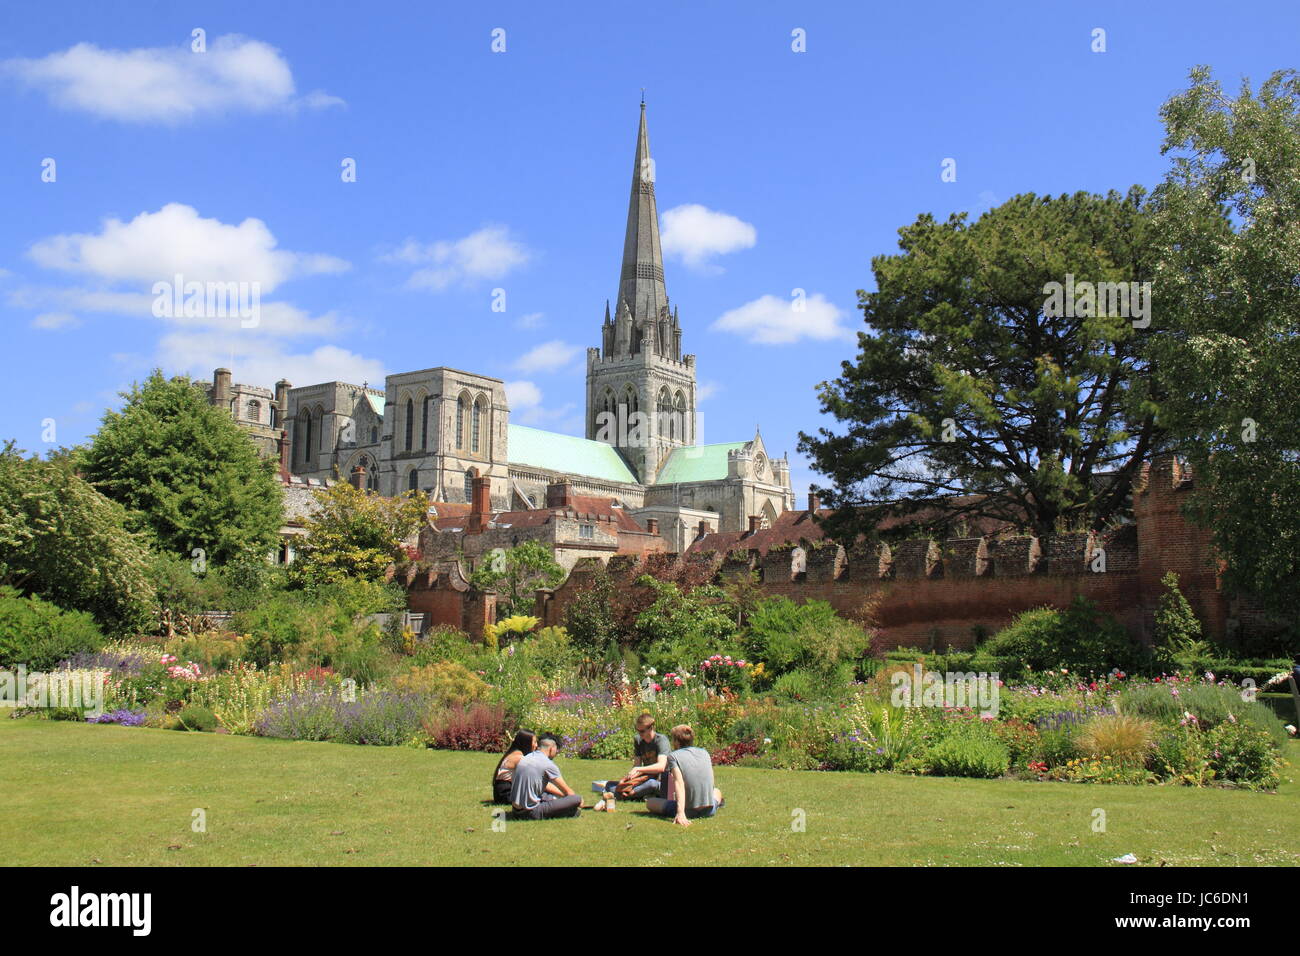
[645,724,724,827]
[510,734,584,819]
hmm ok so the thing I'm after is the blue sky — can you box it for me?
[1,0,1296,495]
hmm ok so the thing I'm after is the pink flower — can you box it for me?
[652,683,662,692]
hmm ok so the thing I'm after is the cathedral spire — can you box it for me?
[617,101,667,330]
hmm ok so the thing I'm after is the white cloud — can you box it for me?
[30,203,348,292]
[3,35,342,123]
[504,380,542,409]
[512,340,582,374]
[158,331,385,391]
[23,205,381,391]
[385,226,530,291]
[513,312,544,330]
[711,293,853,345]
[696,380,721,401]
[31,311,81,330]
[661,204,756,270]
[503,380,578,427]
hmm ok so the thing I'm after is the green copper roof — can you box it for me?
[654,442,747,484]
[365,393,385,418]
[507,424,638,484]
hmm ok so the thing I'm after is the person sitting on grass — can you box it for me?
[493,729,549,805]
[510,733,584,819]
[645,724,723,828]
[609,713,670,801]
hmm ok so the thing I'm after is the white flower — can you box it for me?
[1287,725,1297,737]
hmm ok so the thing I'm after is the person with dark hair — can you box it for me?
[645,724,723,827]
[492,730,539,805]
[510,733,584,819]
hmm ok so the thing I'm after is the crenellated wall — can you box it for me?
[407,456,1235,649]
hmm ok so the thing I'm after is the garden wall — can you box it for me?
[408,456,1235,649]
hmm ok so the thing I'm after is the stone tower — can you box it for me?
[586,102,697,483]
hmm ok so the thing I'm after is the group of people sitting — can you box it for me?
[491,713,724,827]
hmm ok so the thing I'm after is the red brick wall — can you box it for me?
[412,456,1233,648]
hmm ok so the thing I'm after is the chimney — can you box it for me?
[275,379,292,427]
[646,518,659,535]
[546,480,575,510]
[696,519,711,539]
[748,515,760,534]
[349,464,366,491]
[213,368,232,409]
[467,475,492,534]
[808,490,820,514]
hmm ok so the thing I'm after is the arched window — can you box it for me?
[624,384,638,415]
[463,470,474,502]
[408,468,420,492]
[674,391,687,443]
[421,397,430,450]
[298,410,312,464]
[315,409,324,452]
[471,395,484,454]
[247,399,260,423]
[370,425,378,444]
[456,395,467,448]
[404,398,414,451]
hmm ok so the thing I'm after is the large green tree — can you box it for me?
[1150,67,1300,617]
[0,443,154,633]
[799,190,1163,540]
[80,371,284,566]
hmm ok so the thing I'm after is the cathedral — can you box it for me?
[206,104,794,554]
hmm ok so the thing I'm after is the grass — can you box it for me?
[2,717,1297,866]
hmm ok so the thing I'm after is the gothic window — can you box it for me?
[315,409,324,452]
[404,398,414,451]
[298,410,312,464]
[471,395,484,454]
[408,468,419,492]
[370,425,378,444]
[456,395,467,449]
[674,391,687,443]
[421,397,430,450]
[624,384,638,415]
[247,400,260,422]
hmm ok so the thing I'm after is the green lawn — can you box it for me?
[2,717,1296,866]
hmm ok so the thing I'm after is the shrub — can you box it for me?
[517,626,576,675]
[1151,726,1214,786]
[982,596,1147,677]
[422,702,510,752]
[743,597,839,675]
[771,669,817,701]
[397,660,489,708]
[1076,713,1157,766]
[1119,682,1290,745]
[0,587,105,671]
[255,687,426,746]
[175,704,219,732]
[927,727,1011,778]
[1154,571,1203,653]
[1206,721,1284,790]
